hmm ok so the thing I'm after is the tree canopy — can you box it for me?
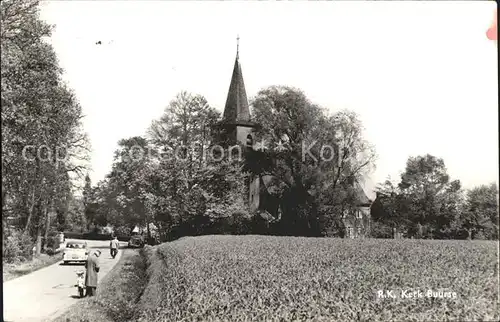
[371,154,498,240]
[2,0,89,258]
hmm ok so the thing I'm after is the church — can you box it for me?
[216,40,372,238]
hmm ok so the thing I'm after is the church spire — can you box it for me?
[222,36,251,123]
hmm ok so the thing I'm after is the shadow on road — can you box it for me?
[88,246,126,250]
[59,262,85,266]
[70,295,83,299]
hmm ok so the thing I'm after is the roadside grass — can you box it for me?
[53,248,147,322]
[3,253,63,282]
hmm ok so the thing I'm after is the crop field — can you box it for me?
[137,235,498,321]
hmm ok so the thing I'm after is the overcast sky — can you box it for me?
[39,1,498,197]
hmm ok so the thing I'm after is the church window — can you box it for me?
[246,134,253,147]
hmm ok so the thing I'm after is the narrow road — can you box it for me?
[3,239,127,322]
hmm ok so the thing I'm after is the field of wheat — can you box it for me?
[136,235,498,321]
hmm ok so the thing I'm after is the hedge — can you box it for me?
[63,231,130,242]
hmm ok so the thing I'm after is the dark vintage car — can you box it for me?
[128,234,144,248]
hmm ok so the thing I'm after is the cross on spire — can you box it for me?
[236,34,240,59]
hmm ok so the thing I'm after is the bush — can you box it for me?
[44,236,60,249]
[63,231,84,239]
[229,212,253,234]
[63,231,117,241]
[114,226,132,237]
[3,229,33,263]
[82,232,112,240]
[370,221,393,238]
[473,229,487,240]
[44,247,57,256]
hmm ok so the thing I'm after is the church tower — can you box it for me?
[216,37,263,213]
[219,36,256,147]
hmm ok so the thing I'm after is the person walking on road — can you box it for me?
[110,236,119,259]
[85,250,101,297]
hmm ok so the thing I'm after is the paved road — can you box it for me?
[3,239,127,322]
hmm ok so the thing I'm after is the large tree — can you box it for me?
[147,92,250,238]
[371,178,407,228]
[104,137,154,232]
[251,86,376,236]
[82,174,96,229]
[97,90,244,238]
[373,154,464,239]
[148,91,220,159]
[91,92,250,240]
[1,0,89,256]
[461,183,499,239]
[399,155,462,236]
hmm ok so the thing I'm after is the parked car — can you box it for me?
[63,240,89,264]
[128,234,144,248]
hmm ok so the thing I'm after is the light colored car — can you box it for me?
[63,240,89,264]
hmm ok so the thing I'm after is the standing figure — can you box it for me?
[85,250,101,296]
[57,232,65,251]
[110,236,119,259]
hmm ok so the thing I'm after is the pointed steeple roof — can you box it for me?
[223,37,251,123]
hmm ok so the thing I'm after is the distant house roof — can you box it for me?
[321,178,372,207]
[353,179,372,206]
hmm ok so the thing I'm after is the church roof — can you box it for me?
[321,177,372,207]
[223,52,251,123]
[353,179,372,206]
[261,175,287,195]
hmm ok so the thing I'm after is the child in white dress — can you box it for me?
[75,270,85,298]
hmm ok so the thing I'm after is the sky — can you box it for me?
[39,1,498,198]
